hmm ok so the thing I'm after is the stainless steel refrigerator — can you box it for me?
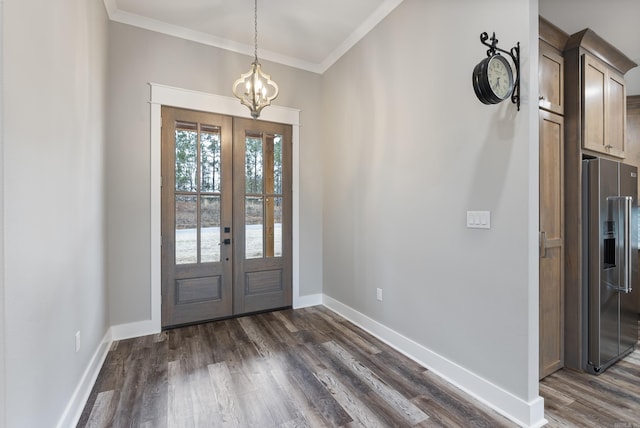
[582,157,638,374]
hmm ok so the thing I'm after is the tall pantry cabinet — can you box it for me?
[562,28,637,371]
[538,17,568,379]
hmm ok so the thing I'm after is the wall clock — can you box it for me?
[473,54,514,104]
[472,32,520,110]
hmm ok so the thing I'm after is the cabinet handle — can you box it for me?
[605,144,613,149]
[540,231,547,258]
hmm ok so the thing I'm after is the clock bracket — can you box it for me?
[479,32,520,111]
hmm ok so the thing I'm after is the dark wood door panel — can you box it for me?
[161,106,233,327]
[233,118,292,315]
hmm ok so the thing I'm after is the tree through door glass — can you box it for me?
[245,132,282,259]
[174,121,222,264]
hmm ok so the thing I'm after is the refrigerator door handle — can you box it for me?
[607,196,633,293]
[620,195,633,294]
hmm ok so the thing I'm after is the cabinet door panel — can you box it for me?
[539,42,564,114]
[539,110,564,379]
[583,55,606,153]
[607,73,626,157]
[582,53,627,158]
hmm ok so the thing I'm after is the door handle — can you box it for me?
[620,196,632,293]
[219,238,232,246]
[604,196,633,293]
[540,231,547,258]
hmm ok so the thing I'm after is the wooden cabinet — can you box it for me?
[539,42,564,115]
[582,53,627,158]
[538,16,567,380]
[539,109,564,379]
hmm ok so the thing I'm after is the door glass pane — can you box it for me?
[245,196,263,259]
[175,125,198,192]
[267,134,282,194]
[266,197,282,257]
[201,196,221,262]
[245,134,263,193]
[175,195,197,264]
[201,126,221,193]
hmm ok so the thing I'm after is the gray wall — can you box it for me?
[107,23,324,325]
[0,0,5,425]
[321,0,539,401]
[3,0,109,425]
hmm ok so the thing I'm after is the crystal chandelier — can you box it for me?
[232,0,279,119]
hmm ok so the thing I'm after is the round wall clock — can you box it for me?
[472,54,515,105]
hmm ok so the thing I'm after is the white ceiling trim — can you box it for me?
[102,0,404,74]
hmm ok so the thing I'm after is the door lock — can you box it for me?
[219,238,232,246]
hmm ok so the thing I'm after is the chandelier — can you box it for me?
[232,0,279,119]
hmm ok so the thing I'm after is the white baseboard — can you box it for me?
[56,319,161,428]
[321,295,546,428]
[110,318,161,341]
[293,293,323,309]
[55,329,113,428]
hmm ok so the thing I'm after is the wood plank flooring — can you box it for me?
[78,306,640,428]
[77,306,513,427]
[540,318,640,428]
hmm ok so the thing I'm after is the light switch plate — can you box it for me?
[466,211,491,229]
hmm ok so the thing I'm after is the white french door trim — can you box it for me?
[149,83,301,331]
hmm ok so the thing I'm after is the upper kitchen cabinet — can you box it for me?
[582,54,627,158]
[539,17,568,115]
[539,44,564,114]
[564,29,637,159]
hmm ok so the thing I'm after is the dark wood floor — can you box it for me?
[78,306,513,427]
[540,318,640,428]
[78,306,640,428]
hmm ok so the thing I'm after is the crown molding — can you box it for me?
[103,0,404,74]
[565,28,637,74]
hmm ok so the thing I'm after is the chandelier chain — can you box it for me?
[254,0,258,62]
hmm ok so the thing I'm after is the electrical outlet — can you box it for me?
[376,288,383,301]
[75,331,81,353]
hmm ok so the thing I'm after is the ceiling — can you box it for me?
[103,0,640,93]
[103,0,404,74]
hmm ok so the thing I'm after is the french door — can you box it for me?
[161,107,292,328]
